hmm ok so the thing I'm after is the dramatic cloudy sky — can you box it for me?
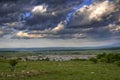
[0,0,120,48]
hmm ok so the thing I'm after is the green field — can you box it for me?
[0,61,120,80]
[0,50,120,80]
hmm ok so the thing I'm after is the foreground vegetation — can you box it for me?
[90,53,120,66]
[0,60,120,80]
[1,50,120,80]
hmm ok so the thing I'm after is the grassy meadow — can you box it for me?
[0,60,120,80]
[0,49,120,80]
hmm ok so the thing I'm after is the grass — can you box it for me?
[0,61,120,80]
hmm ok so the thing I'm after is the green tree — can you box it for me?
[9,60,18,72]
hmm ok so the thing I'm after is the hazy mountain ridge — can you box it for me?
[0,45,120,51]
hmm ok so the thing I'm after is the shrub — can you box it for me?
[97,53,120,63]
[89,57,98,64]
[45,58,50,61]
[104,54,114,63]
[99,57,106,62]
[9,60,18,72]
[112,54,120,61]
[115,61,120,67]
[96,53,106,59]
[40,58,50,61]
[71,59,87,61]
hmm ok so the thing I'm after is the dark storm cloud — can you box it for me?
[0,0,120,41]
[85,27,112,41]
[0,0,17,3]
[65,0,120,41]
[0,0,31,24]
[25,0,83,27]
[25,14,60,28]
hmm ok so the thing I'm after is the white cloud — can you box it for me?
[73,33,86,38]
[5,22,24,28]
[118,18,120,22]
[16,31,46,38]
[52,22,65,32]
[71,1,115,26]
[0,30,3,35]
[88,1,115,21]
[32,4,48,14]
[108,24,120,32]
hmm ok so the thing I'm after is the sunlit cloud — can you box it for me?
[52,22,65,32]
[118,18,120,22]
[16,31,47,38]
[89,1,115,21]
[73,33,86,38]
[32,4,48,14]
[70,1,115,26]
[5,22,24,28]
[108,24,120,32]
[0,30,3,35]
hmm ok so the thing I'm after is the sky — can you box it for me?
[0,0,120,48]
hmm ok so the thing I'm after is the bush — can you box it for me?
[9,60,18,72]
[99,57,106,62]
[89,58,98,64]
[40,58,50,61]
[97,53,106,59]
[44,58,50,61]
[115,61,120,67]
[71,59,87,61]
[97,53,120,63]
[104,54,114,63]
[112,54,120,61]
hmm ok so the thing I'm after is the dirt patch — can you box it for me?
[1,70,53,78]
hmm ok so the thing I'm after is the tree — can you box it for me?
[9,60,18,72]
